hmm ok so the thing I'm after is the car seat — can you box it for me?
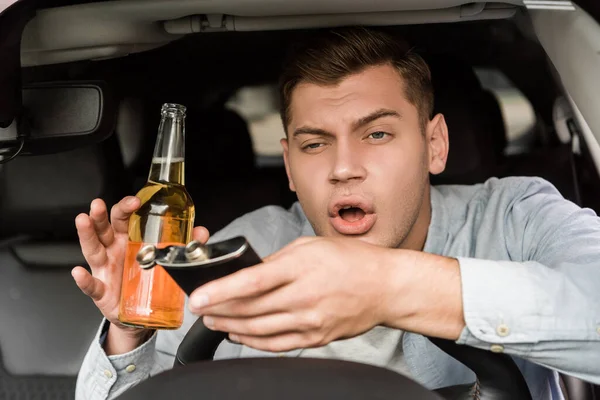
[184,106,288,233]
[426,53,580,205]
[427,53,506,186]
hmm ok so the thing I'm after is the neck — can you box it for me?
[148,156,185,185]
[148,105,186,185]
[399,184,432,251]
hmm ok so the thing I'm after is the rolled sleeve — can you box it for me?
[76,319,161,400]
[456,257,600,383]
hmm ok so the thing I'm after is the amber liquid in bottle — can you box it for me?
[118,104,194,330]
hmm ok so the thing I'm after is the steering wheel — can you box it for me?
[118,318,533,400]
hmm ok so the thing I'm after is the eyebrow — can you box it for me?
[292,127,335,138]
[353,108,401,130]
[292,108,401,138]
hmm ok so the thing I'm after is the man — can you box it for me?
[73,27,600,400]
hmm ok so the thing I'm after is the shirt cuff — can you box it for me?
[455,257,546,353]
[457,257,598,348]
[89,319,158,399]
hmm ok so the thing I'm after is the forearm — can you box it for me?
[383,249,600,384]
[382,250,465,340]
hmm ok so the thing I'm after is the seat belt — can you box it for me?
[553,96,583,205]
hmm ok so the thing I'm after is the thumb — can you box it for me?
[192,226,210,244]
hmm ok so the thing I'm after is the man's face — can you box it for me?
[281,64,449,249]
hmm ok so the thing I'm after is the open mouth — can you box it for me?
[329,200,377,235]
[338,206,366,222]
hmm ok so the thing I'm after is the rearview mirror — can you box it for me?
[0,81,117,158]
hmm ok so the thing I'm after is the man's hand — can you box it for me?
[188,237,401,352]
[72,196,211,355]
[73,197,143,332]
[188,236,465,353]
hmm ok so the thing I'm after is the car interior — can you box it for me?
[0,0,599,399]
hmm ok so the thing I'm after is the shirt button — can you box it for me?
[490,344,504,353]
[277,353,286,358]
[496,324,510,337]
[104,369,113,379]
[125,364,136,373]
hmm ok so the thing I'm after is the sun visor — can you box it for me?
[0,81,117,158]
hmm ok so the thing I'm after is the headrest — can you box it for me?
[426,54,506,185]
[184,107,256,181]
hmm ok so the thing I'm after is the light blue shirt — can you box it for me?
[75,177,600,399]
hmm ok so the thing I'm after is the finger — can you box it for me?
[90,199,115,247]
[204,312,304,337]
[192,226,210,244]
[71,266,106,301]
[229,332,316,353]
[199,286,293,318]
[189,262,294,311]
[110,196,141,235]
[76,213,109,269]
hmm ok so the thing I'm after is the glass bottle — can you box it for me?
[118,103,195,330]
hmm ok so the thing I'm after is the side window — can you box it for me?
[226,85,285,167]
[474,68,537,155]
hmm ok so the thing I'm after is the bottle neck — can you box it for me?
[148,108,186,185]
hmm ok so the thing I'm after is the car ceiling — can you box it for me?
[19,0,528,66]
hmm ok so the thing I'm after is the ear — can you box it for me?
[280,138,297,192]
[426,113,449,175]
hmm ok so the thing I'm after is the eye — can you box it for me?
[301,142,326,152]
[368,131,388,140]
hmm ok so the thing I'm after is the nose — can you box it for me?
[328,141,367,184]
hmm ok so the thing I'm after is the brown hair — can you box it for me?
[279,27,434,134]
